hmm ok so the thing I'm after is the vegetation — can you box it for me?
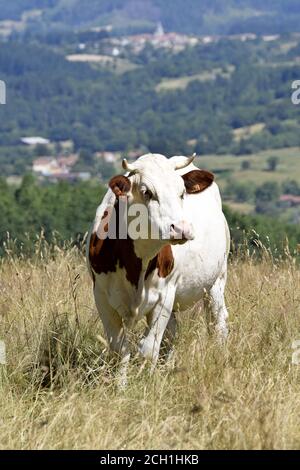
[2,0,300,35]
[267,156,280,172]
[198,147,300,222]
[0,174,299,259]
[0,176,105,255]
[1,242,300,449]
[1,35,300,175]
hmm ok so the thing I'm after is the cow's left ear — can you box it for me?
[109,175,131,197]
[182,170,214,194]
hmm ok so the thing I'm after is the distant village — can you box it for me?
[66,22,281,64]
[21,135,139,183]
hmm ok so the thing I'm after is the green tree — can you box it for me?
[282,180,300,196]
[255,181,280,215]
[267,156,279,172]
[241,160,251,171]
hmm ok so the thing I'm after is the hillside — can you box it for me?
[1,0,300,35]
[1,34,300,173]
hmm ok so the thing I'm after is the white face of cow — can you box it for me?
[108,153,214,249]
[129,154,194,244]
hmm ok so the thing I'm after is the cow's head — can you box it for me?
[108,153,214,250]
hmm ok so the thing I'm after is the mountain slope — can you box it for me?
[1,1,300,35]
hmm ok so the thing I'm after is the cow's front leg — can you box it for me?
[94,290,130,388]
[160,311,177,362]
[138,288,175,368]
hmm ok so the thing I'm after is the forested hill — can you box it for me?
[2,0,300,35]
[1,36,300,175]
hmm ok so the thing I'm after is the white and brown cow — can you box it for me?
[87,153,230,385]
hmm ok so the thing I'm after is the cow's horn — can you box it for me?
[173,154,196,170]
[122,158,138,173]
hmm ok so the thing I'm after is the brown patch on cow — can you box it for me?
[182,170,214,194]
[89,208,110,269]
[109,175,131,197]
[89,236,142,288]
[89,201,142,289]
[89,232,105,263]
[101,210,109,233]
[146,245,174,279]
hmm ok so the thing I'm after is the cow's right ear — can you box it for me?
[182,170,214,194]
[109,175,131,197]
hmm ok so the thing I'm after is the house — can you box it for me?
[32,157,61,176]
[56,154,78,168]
[47,171,91,183]
[202,36,214,44]
[263,35,280,42]
[126,150,143,161]
[32,154,78,177]
[95,151,119,163]
[21,136,50,146]
[0,79,6,105]
[279,195,300,207]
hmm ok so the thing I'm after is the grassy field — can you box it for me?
[1,242,300,450]
[156,67,234,92]
[66,54,139,74]
[199,147,300,189]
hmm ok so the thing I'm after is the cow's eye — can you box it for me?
[141,186,153,200]
[180,191,186,200]
[144,189,152,199]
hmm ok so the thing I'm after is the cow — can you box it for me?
[87,153,230,386]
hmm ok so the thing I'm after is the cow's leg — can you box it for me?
[205,270,229,342]
[94,290,130,388]
[104,312,130,389]
[139,289,175,367]
[160,311,177,361]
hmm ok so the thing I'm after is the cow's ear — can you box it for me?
[182,170,214,194]
[109,175,131,197]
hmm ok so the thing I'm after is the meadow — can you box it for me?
[200,147,300,189]
[199,146,300,215]
[1,239,300,450]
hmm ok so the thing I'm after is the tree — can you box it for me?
[267,156,279,172]
[79,149,94,166]
[34,144,50,157]
[282,180,300,196]
[95,159,115,182]
[255,182,280,203]
[241,160,251,171]
[255,181,280,215]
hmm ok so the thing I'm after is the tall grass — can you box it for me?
[1,236,300,449]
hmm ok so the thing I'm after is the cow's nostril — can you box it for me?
[171,224,181,235]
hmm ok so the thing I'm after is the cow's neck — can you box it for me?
[132,239,164,266]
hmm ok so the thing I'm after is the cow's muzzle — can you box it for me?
[169,221,194,244]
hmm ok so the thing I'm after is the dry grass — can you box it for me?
[232,123,266,142]
[155,67,234,92]
[1,240,300,450]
